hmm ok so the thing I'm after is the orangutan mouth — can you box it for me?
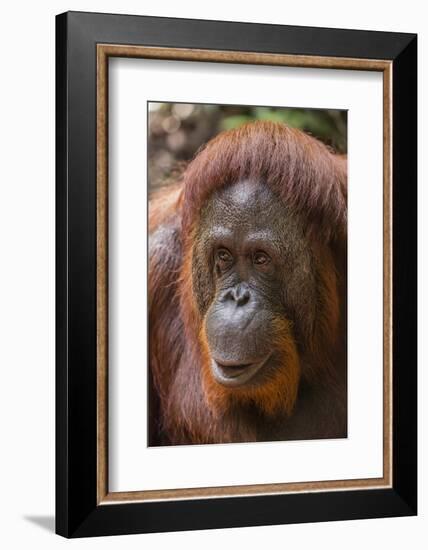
[211,354,271,387]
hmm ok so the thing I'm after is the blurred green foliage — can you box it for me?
[148,102,347,193]
[220,106,347,153]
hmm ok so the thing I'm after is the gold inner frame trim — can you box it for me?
[96,44,393,505]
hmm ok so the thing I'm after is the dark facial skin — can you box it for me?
[193,180,317,388]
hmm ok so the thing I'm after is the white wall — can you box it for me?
[0,1,425,548]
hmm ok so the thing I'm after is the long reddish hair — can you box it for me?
[149,121,347,444]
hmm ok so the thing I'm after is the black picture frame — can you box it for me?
[56,11,417,538]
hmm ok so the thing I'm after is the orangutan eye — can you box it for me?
[253,251,270,266]
[216,248,233,267]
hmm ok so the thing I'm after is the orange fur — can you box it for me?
[148,121,347,445]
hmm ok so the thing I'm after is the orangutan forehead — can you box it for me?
[200,179,301,234]
[215,179,278,210]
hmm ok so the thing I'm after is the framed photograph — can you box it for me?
[56,11,417,538]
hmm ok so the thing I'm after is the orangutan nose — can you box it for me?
[221,283,250,306]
